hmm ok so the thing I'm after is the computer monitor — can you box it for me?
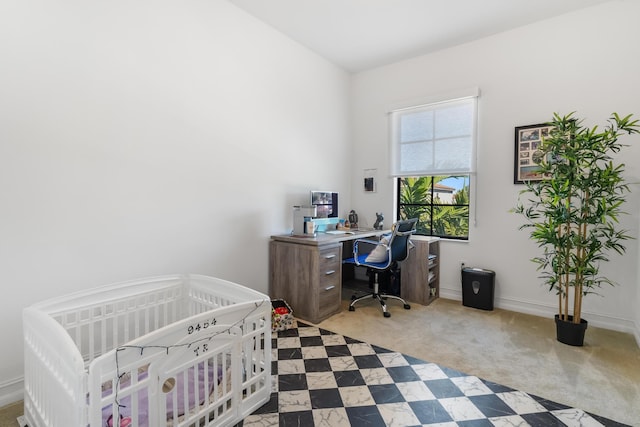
[310,191,338,218]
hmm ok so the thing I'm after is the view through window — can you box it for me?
[397,175,470,240]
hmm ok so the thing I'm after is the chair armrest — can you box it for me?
[352,239,390,265]
[354,238,383,247]
[353,238,382,256]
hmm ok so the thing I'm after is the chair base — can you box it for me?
[349,290,410,317]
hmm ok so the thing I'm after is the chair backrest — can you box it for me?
[387,218,418,263]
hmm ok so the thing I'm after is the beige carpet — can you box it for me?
[0,401,21,427]
[3,293,638,426]
[315,289,640,426]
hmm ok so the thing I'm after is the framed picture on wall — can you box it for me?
[363,168,377,192]
[514,123,553,184]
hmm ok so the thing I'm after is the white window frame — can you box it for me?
[389,88,479,238]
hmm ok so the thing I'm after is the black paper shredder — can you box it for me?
[462,267,495,310]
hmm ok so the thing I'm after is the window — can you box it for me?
[389,90,477,240]
[397,175,470,239]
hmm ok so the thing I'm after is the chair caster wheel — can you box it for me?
[404,304,411,309]
[383,312,391,318]
[349,306,355,311]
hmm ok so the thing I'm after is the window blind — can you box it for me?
[389,95,478,177]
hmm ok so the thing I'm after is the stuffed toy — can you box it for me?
[373,212,384,230]
[107,414,132,427]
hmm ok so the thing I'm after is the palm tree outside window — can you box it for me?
[397,175,470,240]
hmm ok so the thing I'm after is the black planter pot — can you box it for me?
[555,315,588,346]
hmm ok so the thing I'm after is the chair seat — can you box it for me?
[343,255,389,270]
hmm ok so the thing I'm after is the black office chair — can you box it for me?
[343,218,417,317]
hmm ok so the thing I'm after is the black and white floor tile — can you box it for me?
[243,320,629,427]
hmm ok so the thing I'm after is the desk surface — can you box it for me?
[271,229,386,246]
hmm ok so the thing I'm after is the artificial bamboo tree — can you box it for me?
[514,112,638,342]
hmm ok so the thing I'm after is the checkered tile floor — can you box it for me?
[243,320,628,427]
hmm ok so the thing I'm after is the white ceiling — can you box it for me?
[228,0,612,72]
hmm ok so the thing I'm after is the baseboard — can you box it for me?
[0,376,23,408]
[440,287,638,337]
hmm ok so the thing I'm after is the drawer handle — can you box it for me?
[325,270,336,275]
[325,285,335,291]
[324,254,336,259]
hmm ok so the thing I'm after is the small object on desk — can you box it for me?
[326,230,355,235]
[304,220,316,236]
[349,210,359,228]
[373,212,384,230]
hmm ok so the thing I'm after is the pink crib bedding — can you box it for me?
[102,362,223,427]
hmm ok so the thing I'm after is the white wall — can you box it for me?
[0,0,351,404]
[351,1,640,337]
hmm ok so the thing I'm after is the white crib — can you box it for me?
[23,274,272,427]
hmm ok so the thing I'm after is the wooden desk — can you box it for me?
[269,231,440,324]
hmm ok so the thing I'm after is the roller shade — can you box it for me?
[390,94,478,177]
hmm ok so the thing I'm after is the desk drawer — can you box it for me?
[319,247,341,273]
[317,245,342,321]
[319,266,340,290]
[318,280,341,319]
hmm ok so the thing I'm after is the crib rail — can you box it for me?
[23,308,87,427]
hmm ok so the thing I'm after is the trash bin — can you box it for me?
[462,267,495,310]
